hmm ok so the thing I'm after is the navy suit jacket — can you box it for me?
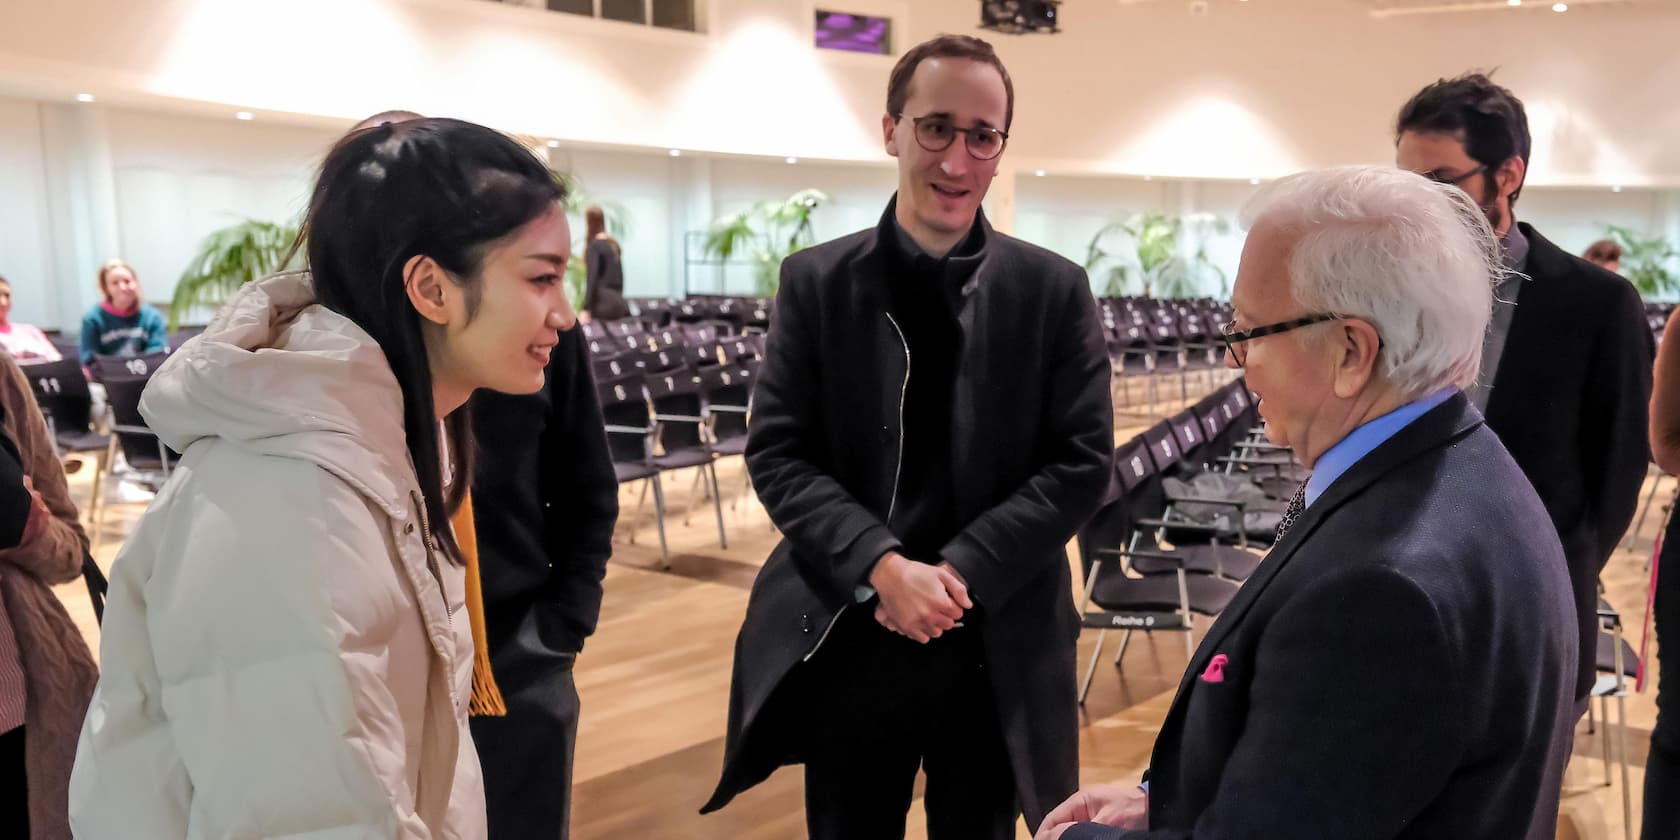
[1067,393,1577,840]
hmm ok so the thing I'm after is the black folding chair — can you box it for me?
[24,357,112,523]
[644,367,728,550]
[90,352,180,547]
[1075,435,1241,703]
[598,374,671,567]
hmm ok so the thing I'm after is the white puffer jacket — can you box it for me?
[69,272,485,839]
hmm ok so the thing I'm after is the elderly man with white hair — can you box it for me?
[1039,165,1577,840]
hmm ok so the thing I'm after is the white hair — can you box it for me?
[1240,165,1502,399]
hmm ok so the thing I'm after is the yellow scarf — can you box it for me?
[451,493,507,717]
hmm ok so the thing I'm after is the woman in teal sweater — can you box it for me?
[79,260,167,366]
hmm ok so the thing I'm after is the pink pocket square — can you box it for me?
[1200,654,1229,683]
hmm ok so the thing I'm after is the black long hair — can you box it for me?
[293,117,565,560]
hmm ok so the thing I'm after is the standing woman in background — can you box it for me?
[580,205,629,323]
[1648,313,1680,839]
[77,261,167,366]
[68,118,574,839]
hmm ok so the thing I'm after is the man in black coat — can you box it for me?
[468,322,618,840]
[1040,166,1578,839]
[701,34,1113,839]
[1396,73,1654,711]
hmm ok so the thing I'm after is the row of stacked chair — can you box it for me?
[1100,296,1236,414]
[623,296,772,333]
[1074,378,1299,702]
[583,317,767,567]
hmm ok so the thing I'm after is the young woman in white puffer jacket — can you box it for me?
[68,118,578,839]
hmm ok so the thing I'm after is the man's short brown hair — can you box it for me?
[886,34,1014,130]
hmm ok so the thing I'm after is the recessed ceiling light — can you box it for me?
[1143,175,1153,181]
[669,149,682,157]
[75,93,94,103]
[235,111,254,121]
[546,139,560,148]
[785,156,798,165]
[1034,169,1046,177]
[1552,2,1567,10]
[1612,185,1624,193]
[1508,0,1521,6]
[1249,177,1261,185]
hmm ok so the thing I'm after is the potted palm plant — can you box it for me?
[1604,224,1680,299]
[702,188,828,295]
[1085,212,1228,298]
[169,218,301,329]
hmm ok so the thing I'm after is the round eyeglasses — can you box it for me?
[898,113,1009,161]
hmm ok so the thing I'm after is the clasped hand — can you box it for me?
[868,551,972,643]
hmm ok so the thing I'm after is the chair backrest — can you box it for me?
[1194,389,1236,457]
[644,369,709,452]
[674,300,713,323]
[595,374,653,465]
[682,324,720,346]
[1077,436,1151,577]
[24,357,96,434]
[591,353,634,381]
[635,347,685,375]
[97,356,181,470]
[91,351,169,384]
[647,328,683,353]
[1168,409,1209,467]
[699,362,756,424]
[686,341,721,369]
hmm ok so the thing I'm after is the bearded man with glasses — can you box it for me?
[703,33,1113,840]
[1397,73,1652,723]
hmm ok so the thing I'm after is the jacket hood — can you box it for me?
[140,271,417,520]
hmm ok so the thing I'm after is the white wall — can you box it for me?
[2,0,1677,183]
[0,99,58,330]
[0,97,902,327]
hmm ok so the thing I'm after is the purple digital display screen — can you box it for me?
[815,11,891,55]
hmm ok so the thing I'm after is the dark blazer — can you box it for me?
[1067,394,1577,840]
[470,324,618,659]
[702,201,1114,830]
[1484,223,1653,701]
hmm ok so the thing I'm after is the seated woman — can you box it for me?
[78,260,167,366]
[0,275,63,363]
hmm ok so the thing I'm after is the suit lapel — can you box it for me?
[1154,394,1486,754]
[1485,224,1566,424]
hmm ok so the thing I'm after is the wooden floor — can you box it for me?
[57,374,1665,840]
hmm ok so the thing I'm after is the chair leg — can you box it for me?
[1114,628,1134,665]
[1616,691,1632,840]
[1588,696,1597,735]
[1079,629,1108,705]
[650,473,671,569]
[90,441,115,554]
[707,462,728,549]
[628,479,650,545]
[1602,696,1613,787]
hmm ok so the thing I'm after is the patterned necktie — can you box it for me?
[1274,481,1308,543]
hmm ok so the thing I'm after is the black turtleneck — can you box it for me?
[882,212,987,560]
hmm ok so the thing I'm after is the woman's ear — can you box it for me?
[404,255,451,326]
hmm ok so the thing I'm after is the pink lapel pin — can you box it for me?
[1200,653,1229,684]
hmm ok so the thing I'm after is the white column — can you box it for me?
[669,154,714,298]
[987,166,1017,235]
[38,102,122,335]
